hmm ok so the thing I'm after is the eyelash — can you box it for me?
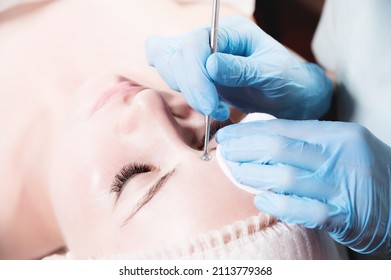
[111,163,153,194]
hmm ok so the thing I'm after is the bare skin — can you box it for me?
[0,0,257,259]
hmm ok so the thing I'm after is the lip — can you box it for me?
[91,81,146,115]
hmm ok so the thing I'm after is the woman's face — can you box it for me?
[49,74,258,258]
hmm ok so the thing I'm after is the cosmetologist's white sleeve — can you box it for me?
[311,0,338,72]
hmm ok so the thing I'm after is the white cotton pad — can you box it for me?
[216,113,276,195]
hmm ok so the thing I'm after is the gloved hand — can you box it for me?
[145,16,333,121]
[216,119,391,255]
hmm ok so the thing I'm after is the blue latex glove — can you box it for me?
[145,16,333,121]
[216,119,391,255]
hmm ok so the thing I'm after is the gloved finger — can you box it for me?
[232,163,333,200]
[206,53,266,88]
[173,29,220,116]
[216,16,264,56]
[211,98,230,121]
[219,133,327,171]
[254,192,334,230]
[146,32,225,117]
[216,119,327,144]
[145,35,181,91]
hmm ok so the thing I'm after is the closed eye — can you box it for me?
[111,163,154,196]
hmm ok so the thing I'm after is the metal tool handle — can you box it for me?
[210,0,220,53]
[201,0,220,161]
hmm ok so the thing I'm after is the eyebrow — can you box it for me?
[121,169,176,227]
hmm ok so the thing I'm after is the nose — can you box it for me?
[119,89,205,150]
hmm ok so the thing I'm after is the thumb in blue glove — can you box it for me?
[216,119,391,256]
[146,28,229,120]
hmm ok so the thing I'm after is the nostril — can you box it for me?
[164,93,199,120]
[169,103,194,119]
[160,93,233,151]
[171,111,186,119]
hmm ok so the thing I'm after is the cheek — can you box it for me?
[50,151,105,254]
[49,127,121,257]
[119,161,257,253]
